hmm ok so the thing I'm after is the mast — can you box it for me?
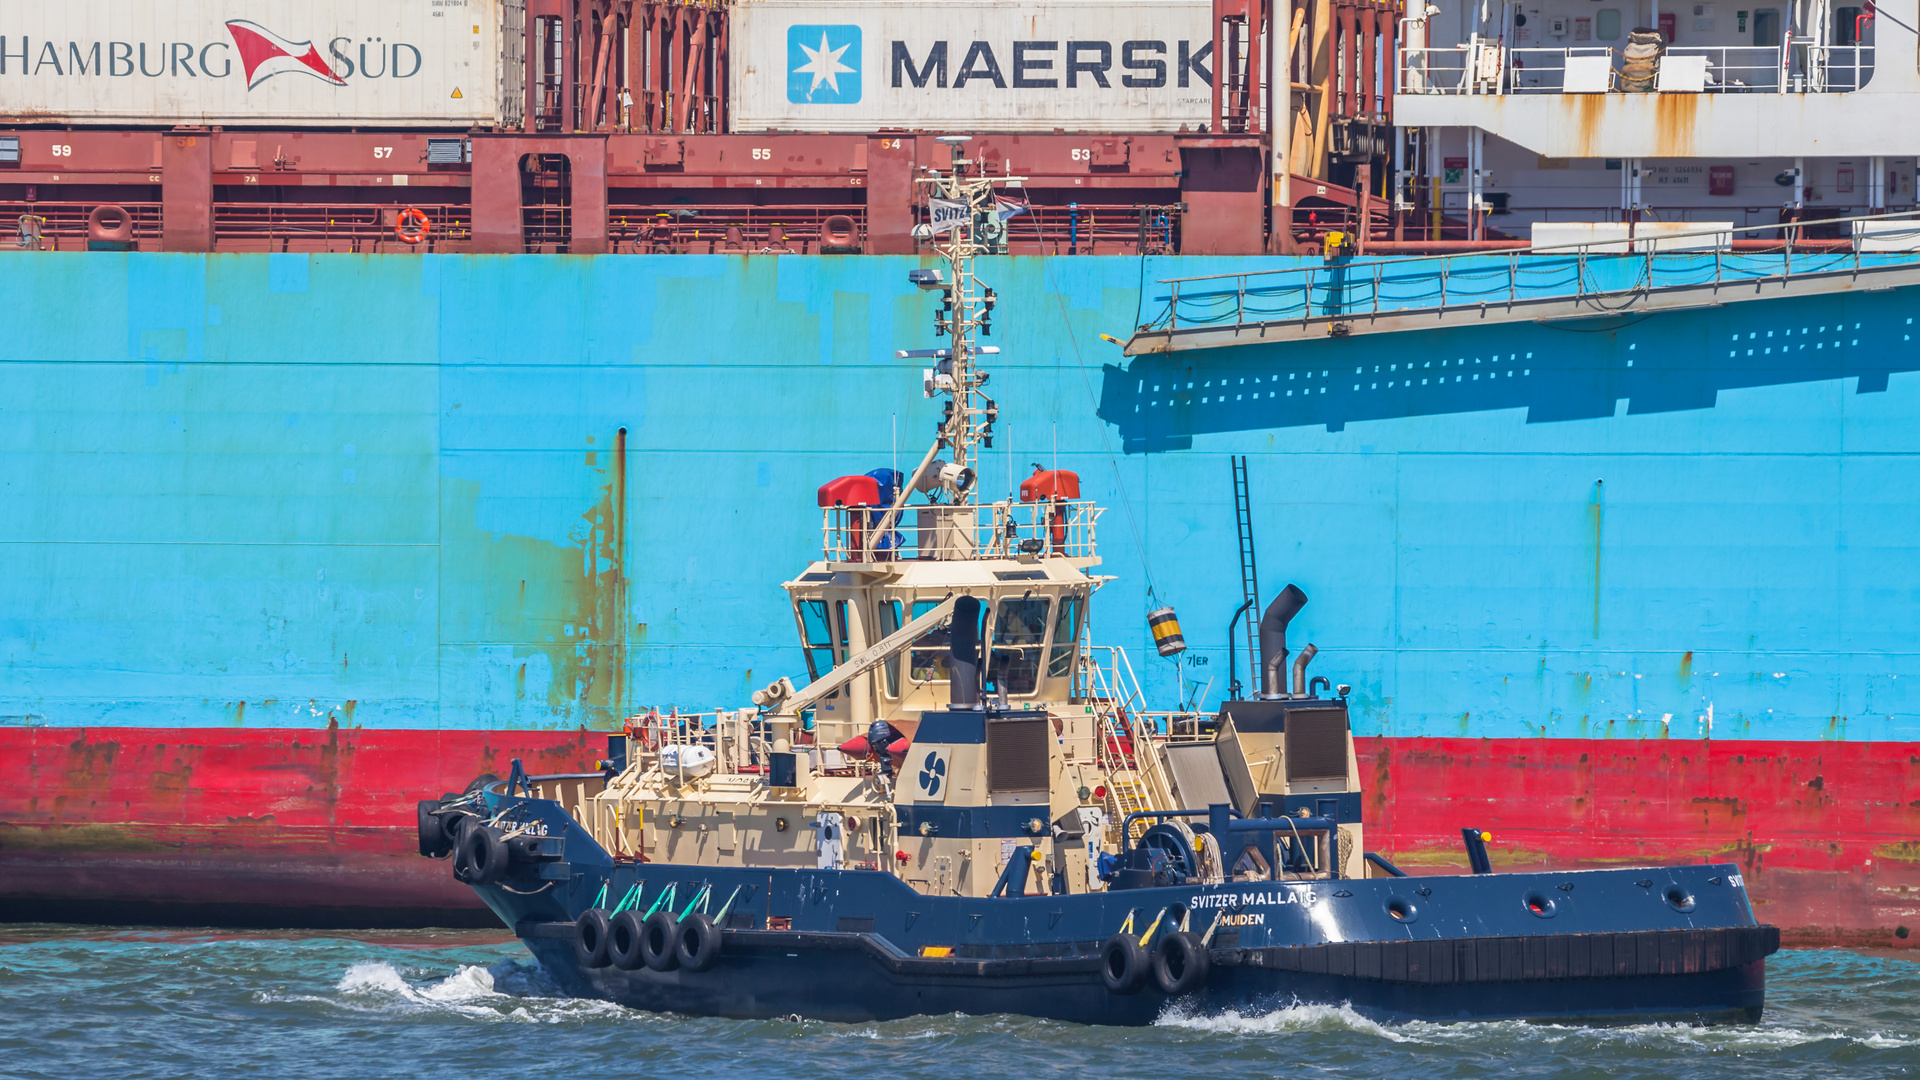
[917,137,1022,505]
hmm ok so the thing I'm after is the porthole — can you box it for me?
[1387,896,1418,923]
[1524,891,1557,918]
[1665,886,1696,913]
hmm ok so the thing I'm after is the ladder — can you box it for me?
[1232,455,1261,696]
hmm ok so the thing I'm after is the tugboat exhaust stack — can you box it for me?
[1258,584,1309,698]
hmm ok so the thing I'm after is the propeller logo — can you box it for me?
[918,751,947,796]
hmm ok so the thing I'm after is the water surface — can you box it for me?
[1,927,1913,1079]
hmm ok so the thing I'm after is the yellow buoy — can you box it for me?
[1147,607,1186,657]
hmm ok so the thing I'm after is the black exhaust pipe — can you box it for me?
[1258,584,1308,699]
[1291,643,1318,696]
[950,595,983,708]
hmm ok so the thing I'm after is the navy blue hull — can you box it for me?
[470,795,1777,1026]
[515,929,1766,1026]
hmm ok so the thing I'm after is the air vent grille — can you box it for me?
[987,715,1049,791]
[1284,706,1350,782]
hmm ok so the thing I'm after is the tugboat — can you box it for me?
[415,145,1779,1026]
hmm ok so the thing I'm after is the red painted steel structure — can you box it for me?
[1,727,1913,943]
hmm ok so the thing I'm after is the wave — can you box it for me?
[264,960,634,1025]
[1155,1000,1917,1051]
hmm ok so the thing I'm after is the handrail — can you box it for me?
[1129,208,1920,348]
[1160,207,1920,284]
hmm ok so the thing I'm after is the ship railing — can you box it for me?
[4,201,165,250]
[1079,646,1180,837]
[1401,41,1871,95]
[1397,45,1476,95]
[821,500,1100,564]
[621,707,885,781]
[209,202,472,253]
[1142,208,1920,335]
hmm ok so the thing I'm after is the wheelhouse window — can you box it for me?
[986,597,1050,696]
[1047,593,1084,678]
[879,599,903,696]
[797,600,835,683]
[908,599,953,683]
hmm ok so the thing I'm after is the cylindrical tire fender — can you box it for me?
[416,800,450,858]
[641,910,682,972]
[574,909,613,968]
[608,909,647,971]
[1152,931,1210,996]
[457,826,508,886]
[1100,933,1150,995]
[676,912,722,973]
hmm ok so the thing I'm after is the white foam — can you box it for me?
[295,960,632,1024]
[1157,1001,1916,1050]
[1156,1000,1413,1041]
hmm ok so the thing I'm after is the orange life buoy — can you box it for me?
[396,206,430,245]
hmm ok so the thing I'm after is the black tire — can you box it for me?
[417,800,450,857]
[641,910,682,972]
[457,826,508,886]
[1100,933,1149,995]
[1152,931,1210,996]
[676,912,722,972]
[574,909,612,968]
[608,910,647,971]
[463,773,500,794]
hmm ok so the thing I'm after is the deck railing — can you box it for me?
[1143,210,1920,336]
[1399,42,1872,95]
[821,500,1100,563]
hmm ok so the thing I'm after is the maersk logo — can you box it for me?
[787,24,860,104]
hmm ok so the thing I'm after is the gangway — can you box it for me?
[1124,212,1920,354]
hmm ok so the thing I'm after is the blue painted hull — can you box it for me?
[3,251,1914,742]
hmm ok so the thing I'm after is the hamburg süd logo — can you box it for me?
[225,20,348,89]
[786,24,861,104]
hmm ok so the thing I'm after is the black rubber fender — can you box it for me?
[676,912,722,972]
[1152,931,1210,996]
[608,910,646,971]
[574,909,613,968]
[456,826,508,886]
[416,800,450,858]
[1100,933,1150,995]
[463,773,500,794]
[641,910,682,972]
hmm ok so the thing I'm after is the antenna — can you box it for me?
[909,150,1025,503]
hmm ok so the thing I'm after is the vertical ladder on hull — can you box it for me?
[1232,455,1261,696]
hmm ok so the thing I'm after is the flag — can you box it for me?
[225,20,348,90]
[994,194,1029,222]
[928,198,970,235]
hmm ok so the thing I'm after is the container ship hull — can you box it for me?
[1,252,1915,943]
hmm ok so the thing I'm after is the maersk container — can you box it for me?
[730,0,1216,134]
[0,0,524,127]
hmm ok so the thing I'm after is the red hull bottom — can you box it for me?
[1,727,1915,944]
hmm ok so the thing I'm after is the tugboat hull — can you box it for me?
[514,924,1769,1026]
[468,787,1778,1029]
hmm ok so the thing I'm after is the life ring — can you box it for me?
[396,206,430,245]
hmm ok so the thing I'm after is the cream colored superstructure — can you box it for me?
[546,151,1373,898]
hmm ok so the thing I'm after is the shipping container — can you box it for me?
[730,0,1215,134]
[0,0,522,127]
